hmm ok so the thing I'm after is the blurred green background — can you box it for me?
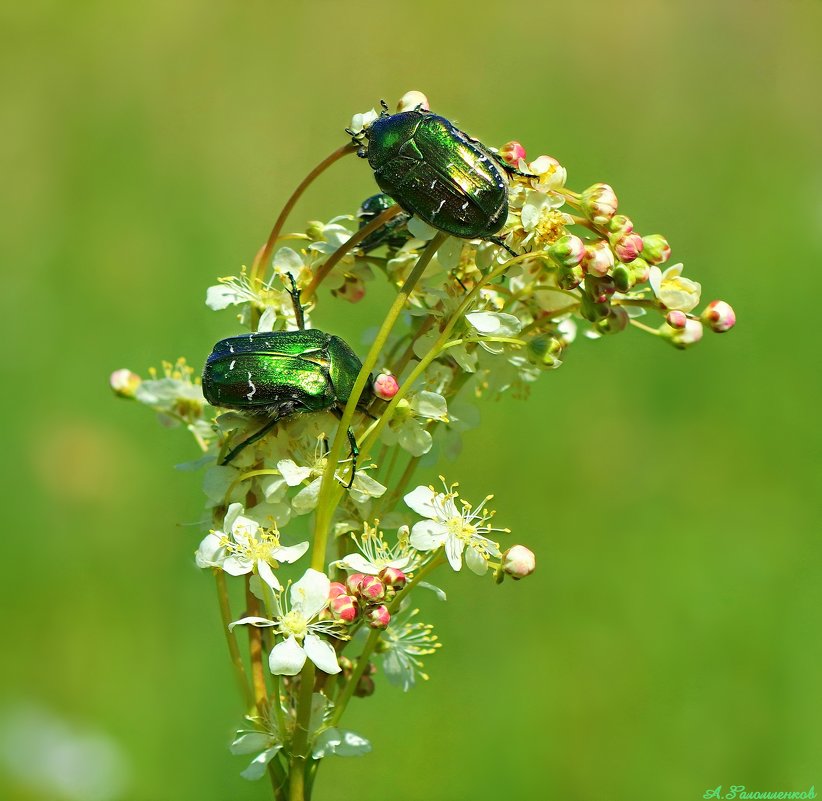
[2,1,820,799]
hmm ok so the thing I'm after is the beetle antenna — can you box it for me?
[285,273,306,330]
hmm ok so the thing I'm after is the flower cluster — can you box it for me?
[112,89,733,800]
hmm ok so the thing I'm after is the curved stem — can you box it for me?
[310,233,448,571]
[214,571,255,714]
[302,204,402,302]
[246,578,270,715]
[250,143,357,284]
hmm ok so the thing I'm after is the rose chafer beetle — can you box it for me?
[202,282,372,484]
[349,103,525,254]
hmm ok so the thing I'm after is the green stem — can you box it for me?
[214,570,255,714]
[289,662,316,801]
[310,233,448,571]
[629,318,663,336]
[250,143,356,284]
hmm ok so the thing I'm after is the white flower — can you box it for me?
[465,311,522,353]
[196,503,307,591]
[349,108,378,135]
[648,263,701,312]
[229,569,343,675]
[381,391,448,457]
[380,608,440,692]
[231,729,283,781]
[277,434,386,515]
[404,478,508,574]
[335,522,420,575]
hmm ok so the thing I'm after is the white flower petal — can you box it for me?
[290,569,330,618]
[206,284,246,310]
[231,731,273,755]
[228,616,277,632]
[268,636,306,676]
[350,473,387,499]
[410,391,448,420]
[223,556,253,576]
[303,634,341,675]
[292,477,323,515]
[465,545,489,575]
[398,422,432,457]
[273,541,309,564]
[404,485,439,518]
[409,520,448,551]
[312,727,371,758]
[340,553,380,574]
[195,533,224,568]
[256,560,282,591]
[277,459,312,487]
[445,535,465,571]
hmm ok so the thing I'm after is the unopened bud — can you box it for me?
[331,594,358,623]
[359,575,386,603]
[499,140,527,166]
[367,604,391,629]
[581,240,614,277]
[557,264,584,290]
[666,310,688,329]
[612,263,635,292]
[608,214,634,237]
[612,232,644,263]
[548,234,585,267]
[328,581,347,600]
[373,372,399,401]
[345,573,366,595]
[527,335,563,368]
[503,545,536,579]
[665,318,704,349]
[110,369,141,399]
[379,566,407,589]
[397,90,430,113]
[595,306,629,334]
[580,183,618,226]
[641,234,671,265]
[628,256,650,284]
[354,662,377,697]
[331,275,366,303]
[701,300,736,333]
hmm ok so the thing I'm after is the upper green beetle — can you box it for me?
[349,103,520,254]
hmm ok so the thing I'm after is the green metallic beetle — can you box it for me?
[202,284,372,482]
[349,103,522,254]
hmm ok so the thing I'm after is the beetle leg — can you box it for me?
[487,236,519,258]
[220,415,282,466]
[343,427,360,489]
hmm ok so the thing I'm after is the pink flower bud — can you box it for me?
[346,573,366,595]
[499,140,526,166]
[580,183,618,226]
[666,318,704,349]
[373,372,399,401]
[379,566,407,590]
[397,90,430,112]
[359,575,386,603]
[641,234,671,265]
[612,263,634,292]
[548,234,585,267]
[581,241,615,277]
[666,310,688,329]
[110,369,141,399]
[612,233,644,263]
[331,594,358,623]
[608,215,634,237]
[595,306,629,335]
[503,545,536,579]
[701,300,736,333]
[367,604,391,629]
[328,581,347,600]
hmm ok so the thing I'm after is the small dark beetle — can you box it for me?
[350,105,518,252]
[356,192,411,253]
[202,283,371,482]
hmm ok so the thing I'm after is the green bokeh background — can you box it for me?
[3,1,820,799]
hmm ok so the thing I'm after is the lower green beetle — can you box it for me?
[348,103,524,255]
[202,285,372,484]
